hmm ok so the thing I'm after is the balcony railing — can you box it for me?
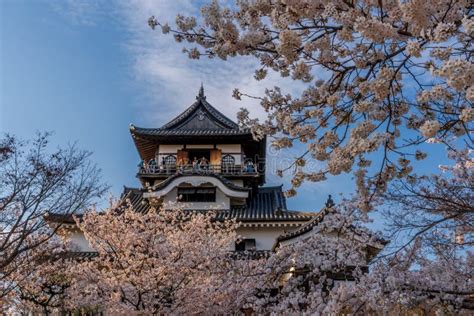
[138,163,258,176]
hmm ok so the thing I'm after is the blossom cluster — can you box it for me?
[150,0,473,210]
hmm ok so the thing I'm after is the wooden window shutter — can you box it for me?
[177,150,188,165]
[210,149,222,172]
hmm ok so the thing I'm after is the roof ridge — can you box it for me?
[156,88,239,131]
[276,207,332,242]
[200,98,239,130]
[159,100,201,130]
[258,185,283,191]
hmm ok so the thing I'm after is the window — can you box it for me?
[221,154,235,173]
[221,154,235,165]
[177,187,216,202]
[235,238,256,251]
[163,155,177,166]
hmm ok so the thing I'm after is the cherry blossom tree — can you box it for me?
[368,148,474,312]
[7,198,472,314]
[385,148,473,253]
[6,202,264,314]
[304,148,474,314]
[63,201,264,314]
[252,201,473,314]
[252,205,383,314]
[4,1,473,312]
[148,0,473,209]
[4,198,385,314]
[0,133,106,299]
[2,239,72,315]
[330,242,474,314]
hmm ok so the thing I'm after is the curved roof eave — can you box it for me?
[274,207,388,250]
[144,174,250,199]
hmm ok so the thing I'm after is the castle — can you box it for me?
[46,85,384,260]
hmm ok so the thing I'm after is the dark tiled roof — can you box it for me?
[121,187,151,213]
[43,187,148,224]
[46,186,314,224]
[217,186,312,221]
[276,206,389,247]
[251,186,288,211]
[159,86,239,130]
[130,127,251,137]
[44,212,82,224]
[129,87,262,162]
[151,173,250,192]
[58,251,99,260]
[277,207,331,242]
[230,250,271,260]
[219,207,312,221]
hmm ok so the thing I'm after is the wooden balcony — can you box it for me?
[137,163,259,178]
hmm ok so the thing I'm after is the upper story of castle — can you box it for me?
[130,85,266,189]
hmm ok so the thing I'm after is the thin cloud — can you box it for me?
[51,0,339,206]
[116,1,309,125]
[50,0,111,26]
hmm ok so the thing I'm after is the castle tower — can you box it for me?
[127,86,313,251]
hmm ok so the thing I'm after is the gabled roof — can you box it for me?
[160,84,239,130]
[129,85,263,162]
[130,85,244,137]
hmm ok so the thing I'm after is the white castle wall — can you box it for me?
[278,229,372,266]
[68,230,95,252]
[67,223,304,253]
[235,226,292,251]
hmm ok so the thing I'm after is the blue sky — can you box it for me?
[0,0,448,217]
[1,0,141,197]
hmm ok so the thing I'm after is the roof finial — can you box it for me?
[197,82,206,100]
[325,194,335,208]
